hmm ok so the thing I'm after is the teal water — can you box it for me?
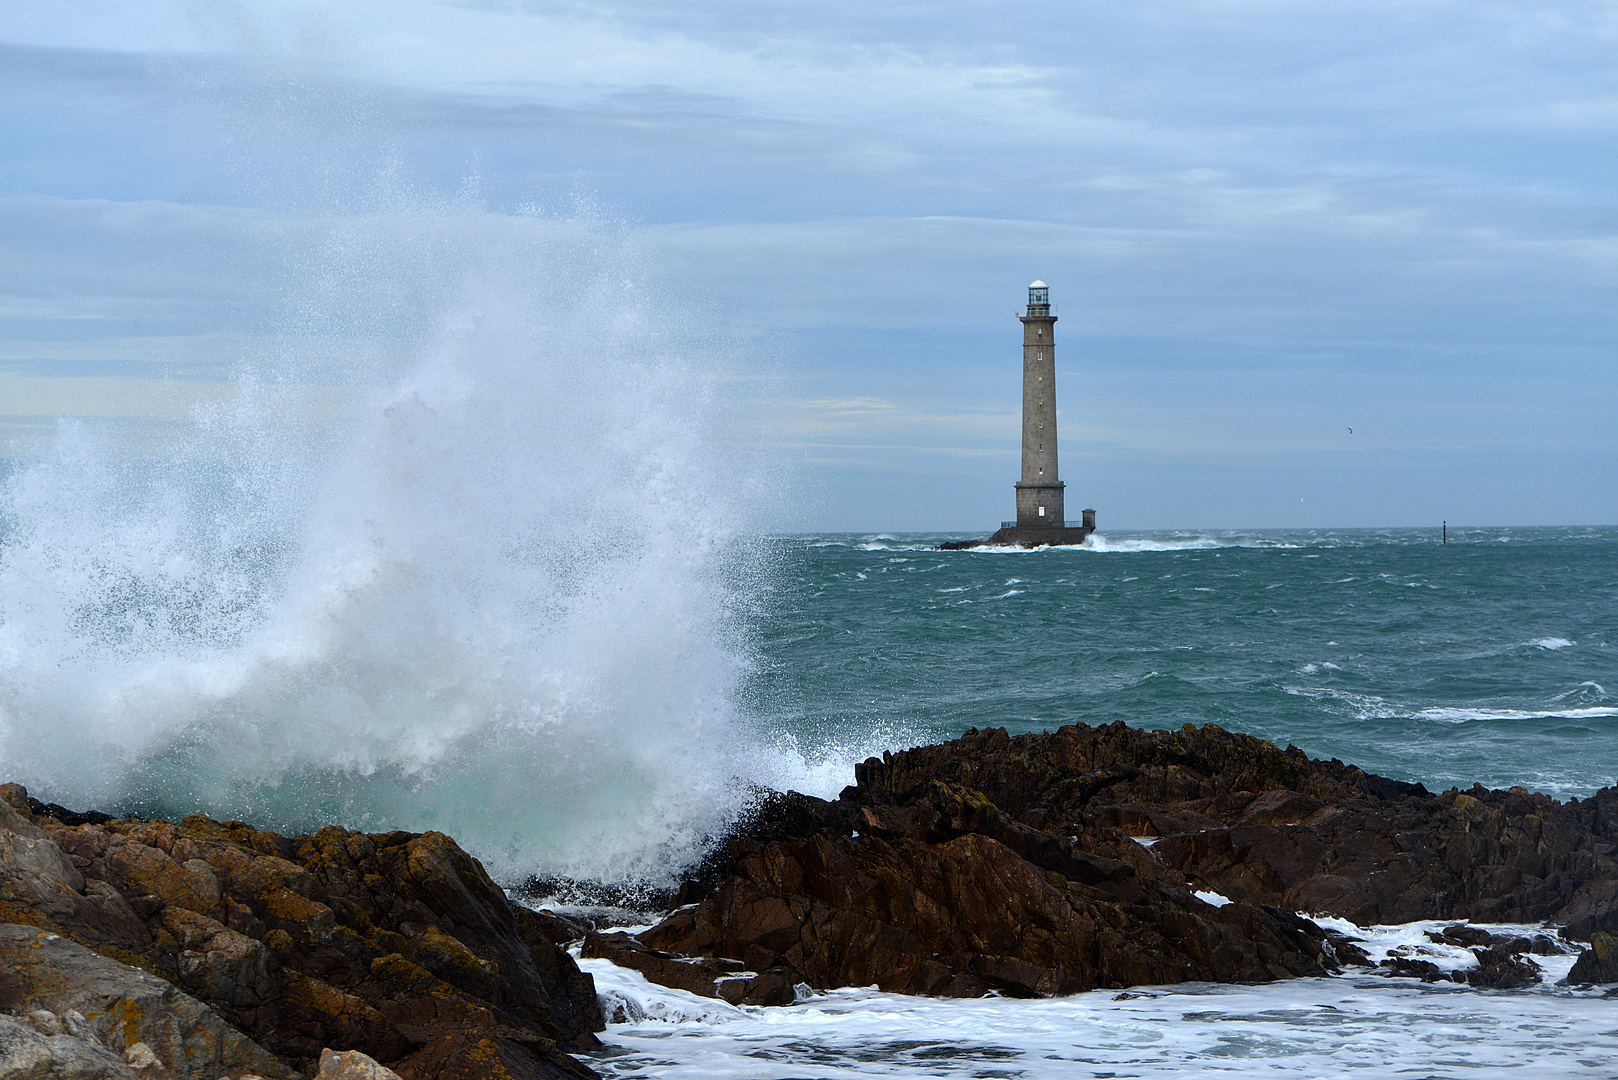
[748,527,1618,799]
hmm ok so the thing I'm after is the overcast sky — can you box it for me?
[2,1,1614,530]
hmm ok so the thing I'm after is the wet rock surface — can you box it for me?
[1565,932,1618,985]
[635,772,1341,999]
[0,784,602,1080]
[621,722,1618,1001]
[579,932,797,1006]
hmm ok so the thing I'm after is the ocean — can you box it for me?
[577,527,1618,1079]
[749,528,1618,800]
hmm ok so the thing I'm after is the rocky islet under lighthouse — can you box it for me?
[941,281,1095,550]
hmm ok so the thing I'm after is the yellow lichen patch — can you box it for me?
[119,996,143,1048]
[0,903,63,934]
[369,953,446,997]
[465,1037,505,1065]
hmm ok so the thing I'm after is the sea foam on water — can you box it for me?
[580,949,1616,1079]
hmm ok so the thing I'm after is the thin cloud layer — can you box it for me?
[0,0,1613,527]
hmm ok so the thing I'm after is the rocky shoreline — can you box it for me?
[4,721,1617,1078]
[592,721,1618,1000]
[0,784,602,1080]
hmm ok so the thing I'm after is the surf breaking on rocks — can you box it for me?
[0,199,869,886]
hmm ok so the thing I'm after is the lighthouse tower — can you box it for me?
[1015,280,1063,528]
[939,280,1096,550]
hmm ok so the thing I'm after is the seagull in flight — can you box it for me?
[1347,427,1353,434]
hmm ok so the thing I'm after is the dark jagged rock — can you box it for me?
[579,932,795,1006]
[611,721,1618,1002]
[0,783,602,1080]
[1429,923,1494,948]
[636,777,1338,999]
[847,723,1618,929]
[1379,956,1461,983]
[1565,933,1618,985]
[1561,902,1618,945]
[1466,945,1541,989]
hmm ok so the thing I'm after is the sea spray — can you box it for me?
[0,204,829,883]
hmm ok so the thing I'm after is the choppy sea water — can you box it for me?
[748,527,1618,799]
[580,526,1618,1077]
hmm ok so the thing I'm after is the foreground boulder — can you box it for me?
[0,921,290,1079]
[0,785,602,1080]
[613,721,1617,1001]
[625,777,1343,999]
[1565,932,1618,985]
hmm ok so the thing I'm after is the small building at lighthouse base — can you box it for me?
[939,507,1095,550]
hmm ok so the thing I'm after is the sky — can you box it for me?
[1,1,1614,531]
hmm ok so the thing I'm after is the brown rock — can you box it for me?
[847,722,1618,928]
[2,784,604,1080]
[579,931,791,1005]
[1466,946,1540,989]
[637,792,1337,998]
[1565,932,1618,984]
[607,720,1618,1003]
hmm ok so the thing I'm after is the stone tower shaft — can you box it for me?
[1015,281,1063,528]
[935,279,1095,551]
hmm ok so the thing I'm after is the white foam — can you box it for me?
[1082,534,1226,552]
[583,919,1612,1078]
[853,537,935,552]
[1283,686,1618,725]
[0,206,825,884]
[1079,533,1308,553]
[1531,637,1574,650]
[1551,681,1607,702]
[581,955,747,1026]
[1415,706,1618,723]
[1311,918,1581,981]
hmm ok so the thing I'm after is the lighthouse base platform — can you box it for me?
[939,523,1094,550]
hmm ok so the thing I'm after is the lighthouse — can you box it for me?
[1015,280,1063,528]
[940,281,1095,550]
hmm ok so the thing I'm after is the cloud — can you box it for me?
[1,1,1614,525]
